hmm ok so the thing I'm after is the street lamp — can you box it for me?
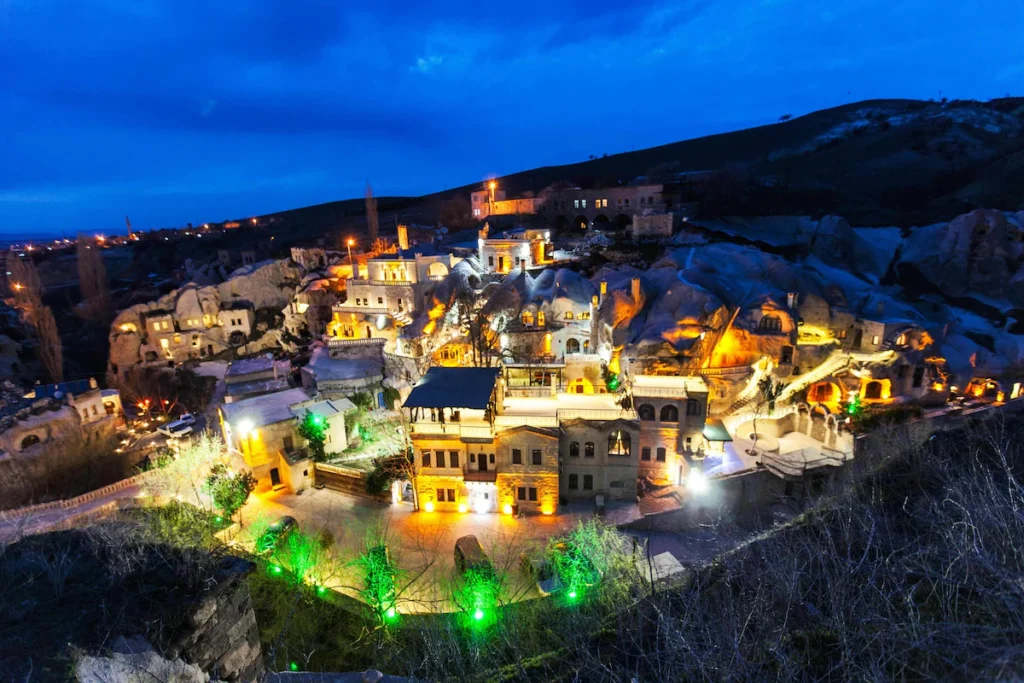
[346,238,355,275]
[488,180,496,217]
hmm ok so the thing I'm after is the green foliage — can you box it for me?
[382,386,400,410]
[365,451,413,495]
[204,463,256,521]
[601,364,620,392]
[547,520,620,593]
[349,391,375,411]
[758,375,786,414]
[353,544,397,621]
[297,410,328,462]
[453,564,500,624]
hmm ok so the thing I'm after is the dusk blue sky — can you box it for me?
[2,0,1021,236]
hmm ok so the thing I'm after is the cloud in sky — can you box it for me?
[1,0,1021,234]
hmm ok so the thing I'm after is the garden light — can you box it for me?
[458,503,467,513]
[503,503,513,515]
[568,590,577,599]
[473,608,484,621]
[687,469,709,494]
[424,501,434,512]
[385,606,397,620]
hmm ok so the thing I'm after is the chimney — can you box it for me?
[631,278,642,304]
[398,224,409,251]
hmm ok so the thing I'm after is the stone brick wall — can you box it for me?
[165,556,264,682]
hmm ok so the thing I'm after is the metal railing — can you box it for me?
[332,305,392,315]
[356,279,415,287]
[326,337,386,348]
[632,386,688,398]
[506,386,559,398]
[557,407,637,421]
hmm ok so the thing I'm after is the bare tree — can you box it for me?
[365,182,379,245]
[748,375,785,455]
[35,305,63,382]
[8,256,43,322]
[76,236,111,322]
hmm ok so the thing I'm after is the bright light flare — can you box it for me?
[687,469,709,494]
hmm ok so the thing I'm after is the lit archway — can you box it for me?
[574,215,589,231]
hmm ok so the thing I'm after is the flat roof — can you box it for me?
[403,367,500,410]
[226,357,290,378]
[290,398,356,420]
[632,374,708,393]
[221,387,311,429]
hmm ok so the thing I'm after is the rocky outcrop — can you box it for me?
[108,259,303,376]
[904,209,1024,299]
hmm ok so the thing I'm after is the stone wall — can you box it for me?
[165,556,264,681]
[631,213,675,238]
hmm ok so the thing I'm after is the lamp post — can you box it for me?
[346,238,355,277]
[488,180,496,218]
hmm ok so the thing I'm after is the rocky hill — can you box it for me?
[248,98,1024,231]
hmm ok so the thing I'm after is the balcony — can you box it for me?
[332,305,391,316]
[326,337,386,348]
[409,421,494,440]
[356,279,414,287]
[632,386,687,398]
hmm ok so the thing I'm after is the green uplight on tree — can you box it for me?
[385,606,397,620]
[289,661,299,672]
[473,608,484,621]
[271,564,283,575]
[568,589,577,599]
[298,409,328,461]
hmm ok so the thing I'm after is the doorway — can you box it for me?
[270,468,281,487]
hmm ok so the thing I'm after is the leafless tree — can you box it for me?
[9,256,43,322]
[35,305,63,382]
[365,183,379,245]
[76,236,111,322]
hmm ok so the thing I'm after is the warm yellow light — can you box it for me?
[347,238,354,247]
[932,382,944,392]
[503,503,513,515]
[252,218,258,224]
[997,391,1006,402]
[12,282,22,291]
[96,235,105,242]
[541,505,553,515]
[424,501,435,513]
[458,503,467,513]
[488,181,496,190]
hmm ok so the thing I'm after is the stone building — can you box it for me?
[477,224,554,274]
[220,388,352,493]
[406,365,644,514]
[629,374,709,485]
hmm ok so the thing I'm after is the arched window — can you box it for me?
[637,404,655,421]
[759,315,782,332]
[20,434,41,449]
[686,399,702,416]
[566,338,581,354]
[521,311,534,326]
[659,405,679,422]
[608,430,631,456]
[864,381,883,400]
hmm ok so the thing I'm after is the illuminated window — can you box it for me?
[608,430,630,456]
[578,311,590,320]
[564,311,574,320]
[574,200,580,209]
[871,335,880,345]
[521,311,534,326]
[537,311,545,327]
[759,315,782,332]
[159,338,170,350]
[581,199,586,208]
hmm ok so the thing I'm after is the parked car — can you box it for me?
[158,420,193,439]
[256,516,298,555]
[454,535,492,575]
[176,413,197,426]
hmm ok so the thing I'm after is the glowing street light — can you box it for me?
[346,238,355,271]
[687,469,709,494]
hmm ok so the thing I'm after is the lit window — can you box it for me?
[565,311,574,320]
[521,311,534,326]
[608,430,631,457]
[537,311,545,327]
[581,199,586,208]
[574,200,580,209]
[872,335,880,345]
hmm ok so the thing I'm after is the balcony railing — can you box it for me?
[557,408,637,421]
[494,415,560,430]
[632,386,688,398]
[326,337,386,348]
[354,279,414,287]
[409,421,494,439]
[505,385,560,398]
[333,305,391,315]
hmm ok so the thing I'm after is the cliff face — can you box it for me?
[108,259,302,376]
